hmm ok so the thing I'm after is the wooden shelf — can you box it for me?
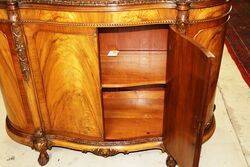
[103,88,164,140]
[99,25,168,141]
[102,83,166,91]
[100,51,167,87]
[99,25,168,52]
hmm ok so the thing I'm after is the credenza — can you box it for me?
[0,0,231,166]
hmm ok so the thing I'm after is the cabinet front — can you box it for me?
[24,24,103,140]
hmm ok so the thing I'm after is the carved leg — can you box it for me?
[38,149,49,166]
[166,155,177,167]
[32,130,51,166]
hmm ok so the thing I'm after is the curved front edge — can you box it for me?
[187,2,231,128]
[6,117,165,156]
[6,115,215,159]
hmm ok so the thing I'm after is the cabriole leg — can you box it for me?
[166,155,177,167]
[32,130,51,166]
[38,147,49,166]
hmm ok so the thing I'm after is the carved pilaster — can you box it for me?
[32,129,51,166]
[176,0,191,34]
[7,1,30,81]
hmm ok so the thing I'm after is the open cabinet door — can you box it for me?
[163,26,214,167]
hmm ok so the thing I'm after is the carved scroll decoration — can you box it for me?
[83,148,124,157]
[7,1,30,81]
[176,0,191,33]
[80,137,165,157]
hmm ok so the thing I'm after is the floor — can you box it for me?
[0,46,249,167]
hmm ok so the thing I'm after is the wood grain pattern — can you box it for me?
[19,8,177,25]
[163,26,214,167]
[17,4,230,26]
[99,25,168,87]
[0,1,230,166]
[99,25,168,52]
[6,118,165,158]
[0,9,7,20]
[189,3,231,21]
[103,89,164,140]
[6,114,215,161]
[187,22,227,125]
[0,30,30,131]
[8,0,229,8]
[17,0,176,7]
[24,25,103,139]
[101,51,167,87]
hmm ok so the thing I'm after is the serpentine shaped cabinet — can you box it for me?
[0,0,231,166]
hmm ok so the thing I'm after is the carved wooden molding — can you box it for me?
[20,19,177,27]
[7,1,30,81]
[49,135,163,146]
[83,148,123,157]
[32,129,52,150]
[14,0,201,7]
[176,0,191,33]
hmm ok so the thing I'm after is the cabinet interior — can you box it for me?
[98,25,169,141]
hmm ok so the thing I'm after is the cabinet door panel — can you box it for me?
[24,25,103,139]
[163,26,214,167]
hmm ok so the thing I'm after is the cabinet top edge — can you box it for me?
[0,0,230,9]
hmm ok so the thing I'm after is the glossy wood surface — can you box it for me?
[0,9,7,19]
[23,24,103,139]
[14,3,230,27]
[0,0,229,8]
[187,22,228,124]
[101,51,167,87]
[19,8,177,26]
[103,88,164,140]
[0,26,32,132]
[99,25,168,87]
[189,3,230,21]
[5,0,225,7]
[0,1,230,166]
[163,27,213,167]
[99,26,168,51]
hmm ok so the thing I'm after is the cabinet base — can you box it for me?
[5,115,215,166]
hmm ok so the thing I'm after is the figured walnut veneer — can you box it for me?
[0,9,7,19]
[23,25,103,139]
[0,0,230,166]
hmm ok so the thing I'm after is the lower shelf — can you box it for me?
[103,88,165,140]
[105,118,163,140]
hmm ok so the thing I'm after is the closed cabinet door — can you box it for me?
[163,26,214,167]
[24,24,103,140]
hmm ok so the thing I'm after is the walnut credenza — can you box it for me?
[0,0,231,166]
